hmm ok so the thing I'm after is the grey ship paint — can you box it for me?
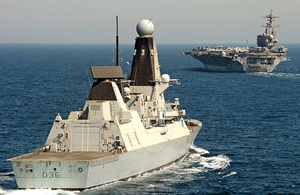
[183,10,290,73]
[8,19,202,190]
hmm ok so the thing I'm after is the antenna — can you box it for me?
[113,16,123,64]
[116,15,119,66]
[114,16,125,99]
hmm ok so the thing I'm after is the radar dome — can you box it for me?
[161,74,170,82]
[136,19,154,37]
[124,87,130,96]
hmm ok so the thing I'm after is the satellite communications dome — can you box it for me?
[161,74,170,82]
[136,19,154,37]
[124,87,130,96]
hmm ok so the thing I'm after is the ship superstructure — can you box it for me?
[8,19,202,190]
[183,10,290,73]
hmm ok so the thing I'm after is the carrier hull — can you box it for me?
[192,53,289,73]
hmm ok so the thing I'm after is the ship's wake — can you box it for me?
[251,71,300,79]
[187,144,231,171]
[164,144,232,179]
[0,188,78,195]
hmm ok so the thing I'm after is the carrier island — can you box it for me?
[8,19,202,190]
[183,10,290,73]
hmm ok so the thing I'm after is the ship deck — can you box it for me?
[8,152,119,162]
[193,52,286,57]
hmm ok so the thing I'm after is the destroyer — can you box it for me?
[183,10,290,73]
[8,19,202,190]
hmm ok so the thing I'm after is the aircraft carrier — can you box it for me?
[8,18,202,190]
[183,10,290,73]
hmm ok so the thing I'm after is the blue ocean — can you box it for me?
[0,43,299,194]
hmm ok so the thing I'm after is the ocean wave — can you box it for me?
[0,188,78,195]
[0,172,14,177]
[189,144,210,155]
[178,145,231,174]
[251,71,300,79]
[0,172,15,183]
[222,171,237,178]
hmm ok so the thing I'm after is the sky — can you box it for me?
[0,0,299,44]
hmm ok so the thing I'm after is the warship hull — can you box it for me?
[8,19,203,190]
[10,127,199,190]
[191,53,289,73]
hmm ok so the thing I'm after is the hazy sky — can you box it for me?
[1,0,299,44]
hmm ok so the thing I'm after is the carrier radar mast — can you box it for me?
[257,9,281,49]
[261,9,281,37]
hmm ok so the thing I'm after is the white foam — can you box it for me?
[190,144,210,155]
[0,172,15,182]
[198,154,231,171]
[0,188,77,195]
[147,184,155,188]
[164,145,232,177]
[222,171,237,178]
[0,172,14,176]
[252,72,300,79]
[0,187,6,194]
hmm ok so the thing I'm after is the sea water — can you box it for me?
[0,43,299,194]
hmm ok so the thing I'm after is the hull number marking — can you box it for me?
[42,172,60,178]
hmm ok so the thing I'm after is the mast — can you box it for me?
[261,9,280,36]
[116,15,119,66]
[257,9,280,49]
[115,15,124,99]
[129,19,159,87]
